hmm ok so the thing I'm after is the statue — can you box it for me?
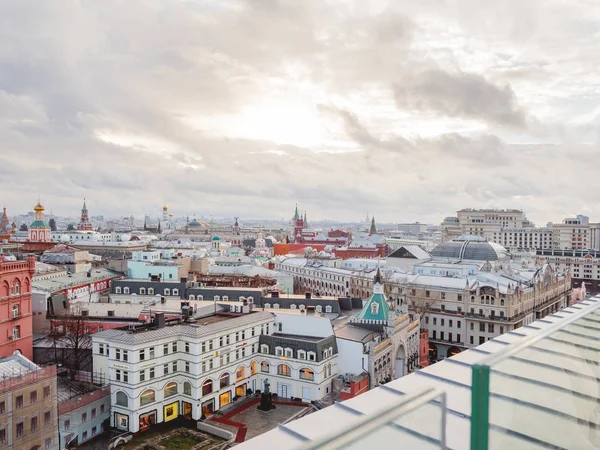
[257,379,276,411]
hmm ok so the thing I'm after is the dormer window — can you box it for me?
[275,347,283,356]
[284,348,293,358]
[261,344,269,354]
[307,351,316,361]
[298,350,306,360]
[371,303,379,315]
[164,288,170,296]
[325,305,332,313]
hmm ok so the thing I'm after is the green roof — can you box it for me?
[355,292,389,322]
[30,221,48,228]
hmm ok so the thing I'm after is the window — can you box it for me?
[164,363,169,375]
[92,408,96,418]
[139,288,146,295]
[30,391,37,403]
[307,351,316,361]
[0,401,4,414]
[275,347,283,356]
[148,288,154,295]
[425,316,429,324]
[470,336,474,344]
[16,395,23,408]
[284,348,293,358]
[449,333,452,342]
[44,386,50,398]
[12,304,19,318]
[185,342,190,353]
[458,294,462,301]
[82,412,87,423]
[488,324,494,333]
[123,287,129,294]
[440,331,445,340]
[299,368,314,380]
[149,347,155,358]
[202,380,212,395]
[172,361,177,372]
[115,370,121,381]
[64,419,70,430]
[31,415,38,432]
[277,364,291,377]
[164,288,171,295]
[298,350,306,360]
[164,382,178,398]
[16,421,24,437]
[441,319,445,326]
[316,305,322,313]
[100,404,105,413]
[433,330,437,339]
[163,343,169,355]
[251,361,257,375]
[500,326,505,334]
[45,438,52,450]
[83,431,88,440]
[172,342,177,353]
[92,426,97,435]
[325,305,332,313]
[185,362,190,373]
[115,286,122,294]
[500,299,505,306]
[140,370,146,382]
[139,349,146,361]
[470,323,474,330]
[173,289,179,295]
[457,334,461,343]
[458,321,461,329]
[433,317,437,325]
[115,349,121,360]
[44,411,51,426]
[116,391,128,407]
[261,361,270,373]
[449,320,453,328]
[479,336,485,345]
[184,381,192,396]
[220,373,230,388]
[479,323,485,332]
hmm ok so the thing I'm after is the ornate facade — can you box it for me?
[29,200,51,242]
[77,198,93,231]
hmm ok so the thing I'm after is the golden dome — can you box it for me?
[34,201,45,212]
[168,213,174,217]
[163,204,168,211]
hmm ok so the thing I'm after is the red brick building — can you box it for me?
[0,255,36,359]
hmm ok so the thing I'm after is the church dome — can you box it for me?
[188,219,201,227]
[431,235,508,261]
[34,201,45,212]
[163,204,168,211]
[211,235,221,241]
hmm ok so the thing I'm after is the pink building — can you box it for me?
[0,255,36,359]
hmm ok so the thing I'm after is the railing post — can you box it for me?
[470,363,490,450]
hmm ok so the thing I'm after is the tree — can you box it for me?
[49,218,57,231]
[19,223,28,231]
[48,305,93,380]
[67,223,75,231]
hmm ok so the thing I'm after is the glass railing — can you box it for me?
[471,297,600,450]
[302,387,448,450]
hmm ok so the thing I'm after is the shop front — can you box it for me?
[139,410,157,431]
[115,413,129,431]
[219,391,231,408]
[201,399,215,418]
[163,402,178,422]
[235,383,247,398]
[182,401,193,419]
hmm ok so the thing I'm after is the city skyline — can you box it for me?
[1,1,599,223]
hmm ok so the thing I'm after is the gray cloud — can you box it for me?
[393,69,529,127]
[0,0,598,225]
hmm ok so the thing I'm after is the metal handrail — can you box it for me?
[301,387,447,450]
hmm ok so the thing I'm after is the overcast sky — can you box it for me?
[1,0,599,224]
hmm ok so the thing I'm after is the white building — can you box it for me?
[274,257,352,297]
[92,308,338,433]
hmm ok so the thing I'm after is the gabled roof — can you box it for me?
[388,245,431,260]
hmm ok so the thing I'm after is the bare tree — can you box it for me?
[48,304,93,380]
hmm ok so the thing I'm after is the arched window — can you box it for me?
[277,364,291,377]
[116,391,128,407]
[202,379,213,396]
[261,361,270,373]
[500,299,505,306]
[220,373,230,388]
[273,303,280,309]
[164,288,171,296]
[140,389,155,406]
[139,288,146,295]
[264,303,271,308]
[189,295,195,300]
[299,368,314,380]
[236,366,245,381]
[251,361,257,375]
[173,289,179,296]
[164,382,177,398]
[115,287,122,294]
[183,381,192,396]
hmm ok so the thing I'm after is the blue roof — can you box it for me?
[212,235,221,241]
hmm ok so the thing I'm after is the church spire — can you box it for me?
[303,210,308,228]
[293,203,299,221]
[369,216,377,235]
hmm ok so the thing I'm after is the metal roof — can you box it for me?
[237,297,600,450]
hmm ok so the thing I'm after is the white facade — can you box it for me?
[274,258,352,297]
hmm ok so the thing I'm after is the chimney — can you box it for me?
[271,291,279,298]
[305,292,312,300]
[155,312,165,328]
[161,296,166,304]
